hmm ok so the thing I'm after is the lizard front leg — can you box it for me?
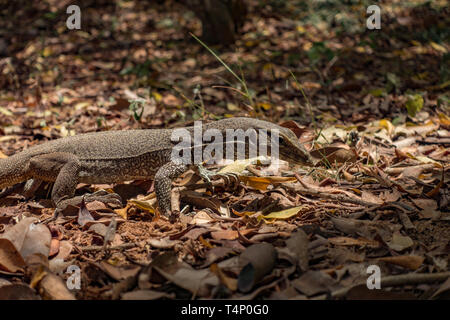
[154,161,189,219]
[27,153,121,221]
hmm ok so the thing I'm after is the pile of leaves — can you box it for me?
[1,114,448,299]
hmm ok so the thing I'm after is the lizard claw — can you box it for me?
[215,172,239,189]
[195,164,217,192]
[195,164,241,191]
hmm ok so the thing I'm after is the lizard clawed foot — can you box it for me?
[195,164,240,191]
[195,164,217,192]
[216,172,240,190]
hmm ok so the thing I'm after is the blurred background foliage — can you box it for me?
[0,0,448,127]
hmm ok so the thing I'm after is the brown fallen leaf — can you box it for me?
[239,176,296,191]
[328,236,381,248]
[292,270,340,297]
[361,191,384,205]
[78,199,94,226]
[95,261,141,281]
[0,238,26,273]
[378,255,424,270]
[238,243,277,293]
[211,228,255,241]
[1,217,51,260]
[0,284,41,300]
[48,238,60,257]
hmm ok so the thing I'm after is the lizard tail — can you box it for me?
[0,155,30,190]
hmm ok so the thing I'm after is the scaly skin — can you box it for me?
[0,117,312,219]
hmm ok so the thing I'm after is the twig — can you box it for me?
[80,243,136,252]
[332,272,450,298]
[284,183,379,207]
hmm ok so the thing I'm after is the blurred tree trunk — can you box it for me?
[185,0,247,45]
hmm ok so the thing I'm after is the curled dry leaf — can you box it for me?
[239,176,296,191]
[237,243,277,293]
[283,229,309,271]
[292,270,340,297]
[0,217,51,261]
[153,263,219,298]
[0,238,26,273]
[78,199,94,227]
[378,255,424,270]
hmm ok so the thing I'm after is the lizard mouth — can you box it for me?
[278,145,313,166]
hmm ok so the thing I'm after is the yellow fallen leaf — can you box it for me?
[42,47,52,57]
[239,176,296,191]
[0,107,13,116]
[231,208,256,217]
[226,102,239,111]
[199,235,214,248]
[260,206,304,221]
[129,199,156,213]
[262,63,273,71]
[296,25,305,33]
[413,156,442,166]
[430,42,447,53]
[74,102,90,110]
[114,204,131,220]
[378,119,394,136]
[218,156,268,174]
[256,102,271,110]
[438,112,450,126]
[152,92,162,102]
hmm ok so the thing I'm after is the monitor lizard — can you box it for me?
[0,117,313,221]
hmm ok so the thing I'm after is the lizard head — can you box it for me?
[275,125,314,166]
[213,117,314,166]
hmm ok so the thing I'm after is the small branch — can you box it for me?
[284,183,379,207]
[80,243,136,252]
